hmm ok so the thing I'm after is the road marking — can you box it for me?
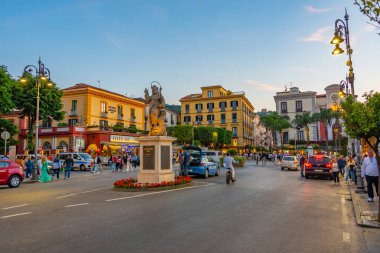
[1,212,32,219]
[65,203,89,208]
[343,232,350,243]
[56,193,77,199]
[2,204,30,210]
[80,186,112,194]
[105,184,213,202]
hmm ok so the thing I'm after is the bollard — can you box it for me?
[355,165,365,193]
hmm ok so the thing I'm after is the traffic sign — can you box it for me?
[1,131,10,140]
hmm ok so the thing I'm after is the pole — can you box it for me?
[4,139,7,156]
[32,78,40,180]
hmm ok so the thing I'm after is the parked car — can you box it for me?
[16,154,54,173]
[304,155,333,179]
[58,152,92,171]
[280,156,300,171]
[183,146,220,178]
[204,150,221,163]
[0,160,24,188]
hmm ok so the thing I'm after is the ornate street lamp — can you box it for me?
[20,57,52,181]
[330,8,355,96]
[338,79,350,98]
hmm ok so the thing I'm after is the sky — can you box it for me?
[0,0,379,111]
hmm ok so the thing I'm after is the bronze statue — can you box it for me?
[144,82,166,136]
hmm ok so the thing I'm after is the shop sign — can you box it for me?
[110,135,137,143]
[108,106,116,113]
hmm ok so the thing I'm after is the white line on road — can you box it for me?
[2,204,30,210]
[80,186,112,194]
[1,212,32,219]
[343,232,351,243]
[56,193,77,199]
[65,203,89,208]
[105,184,213,202]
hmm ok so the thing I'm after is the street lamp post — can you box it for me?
[20,57,52,181]
[330,8,355,97]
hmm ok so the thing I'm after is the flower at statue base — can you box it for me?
[113,176,192,189]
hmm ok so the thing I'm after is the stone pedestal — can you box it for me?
[137,136,176,184]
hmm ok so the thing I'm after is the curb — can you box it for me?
[349,184,380,228]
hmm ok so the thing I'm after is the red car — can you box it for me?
[0,160,24,188]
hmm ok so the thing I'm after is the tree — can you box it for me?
[291,111,313,146]
[260,112,279,149]
[312,109,339,152]
[170,125,193,144]
[215,128,232,149]
[340,92,380,221]
[196,126,217,147]
[0,65,16,114]
[13,75,65,151]
[275,115,291,150]
[355,0,380,35]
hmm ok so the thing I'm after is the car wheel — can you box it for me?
[80,164,85,171]
[305,175,310,179]
[215,168,220,176]
[8,175,21,188]
[204,169,209,179]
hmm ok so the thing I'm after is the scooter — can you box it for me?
[226,168,235,184]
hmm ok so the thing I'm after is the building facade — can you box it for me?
[273,87,319,146]
[180,85,255,148]
[12,83,146,156]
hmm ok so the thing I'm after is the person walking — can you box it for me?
[25,158,34,179]
[39,156,52,183]
[112,155,118,172]
[52,154,61,179]
[362,149,379,202]
[300,154,306,177]
[347,156,357,184]
[337,156,346,177]
[179,149,184,176]
[172,153,176,167]
[64,154,74,179]
[331,158,340,185]
[37,156,42,176]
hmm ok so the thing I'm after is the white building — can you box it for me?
[273,87,319,146]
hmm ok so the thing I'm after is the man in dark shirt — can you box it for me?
[300,154,306,177]
[337,156,346,176]
[64,154,74,179]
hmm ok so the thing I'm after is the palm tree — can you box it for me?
[260,112,291,150]
[291,111,313,146]
[312,109,340,151]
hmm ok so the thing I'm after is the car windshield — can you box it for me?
[79,154,91,160]
[309,157,330,163]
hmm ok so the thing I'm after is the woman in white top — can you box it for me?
[331,158,340,185]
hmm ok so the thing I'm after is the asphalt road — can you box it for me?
[1,162,379,253]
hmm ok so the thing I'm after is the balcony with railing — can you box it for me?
[232,106,238,111]
[196,109,202,113]
[232,118,237,123]
[69,110,77,116]
[130,116,136,123]
[196,121,202,125]
[221,119,226,124]
[100,111,108,118]
[220,107,226,112]
[232,133,238,138]
[208,120,214,124]
[208,108,213,113]
[117,114,124,121]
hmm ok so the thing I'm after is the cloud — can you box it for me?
[302,26,332,43]
[245,80,283,92]
[305,5,333,14]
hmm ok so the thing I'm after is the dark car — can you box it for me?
[304,155,333,179]
[183,146,220,178]
[0,160,24,188]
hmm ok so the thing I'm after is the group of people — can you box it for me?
[108,154,138,173]
[173,148,190,176]
[18,154,75,183]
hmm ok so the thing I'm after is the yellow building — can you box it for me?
[180,85,255,149]
[61,83,146,130]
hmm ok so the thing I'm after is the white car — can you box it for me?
[280,156,300,171]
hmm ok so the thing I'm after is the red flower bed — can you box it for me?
[114,176,192,189]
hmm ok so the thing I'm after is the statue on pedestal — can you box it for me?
[144,81,166,136]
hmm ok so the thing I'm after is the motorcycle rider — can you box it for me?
[223,152,236,181]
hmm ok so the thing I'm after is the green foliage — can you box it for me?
[196,126,216,147]
[260,111,291,149]
[57,122,68,127]
[13,74,65,131]
[355,0,380,34]
[113,124,124,132]
[126,125,138,133]
[291,111,313,145]
[0,66,16,114]
[172,125,193,144]
[227,149,237,156]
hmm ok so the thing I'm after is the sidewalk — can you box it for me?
[349,184,380,228]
